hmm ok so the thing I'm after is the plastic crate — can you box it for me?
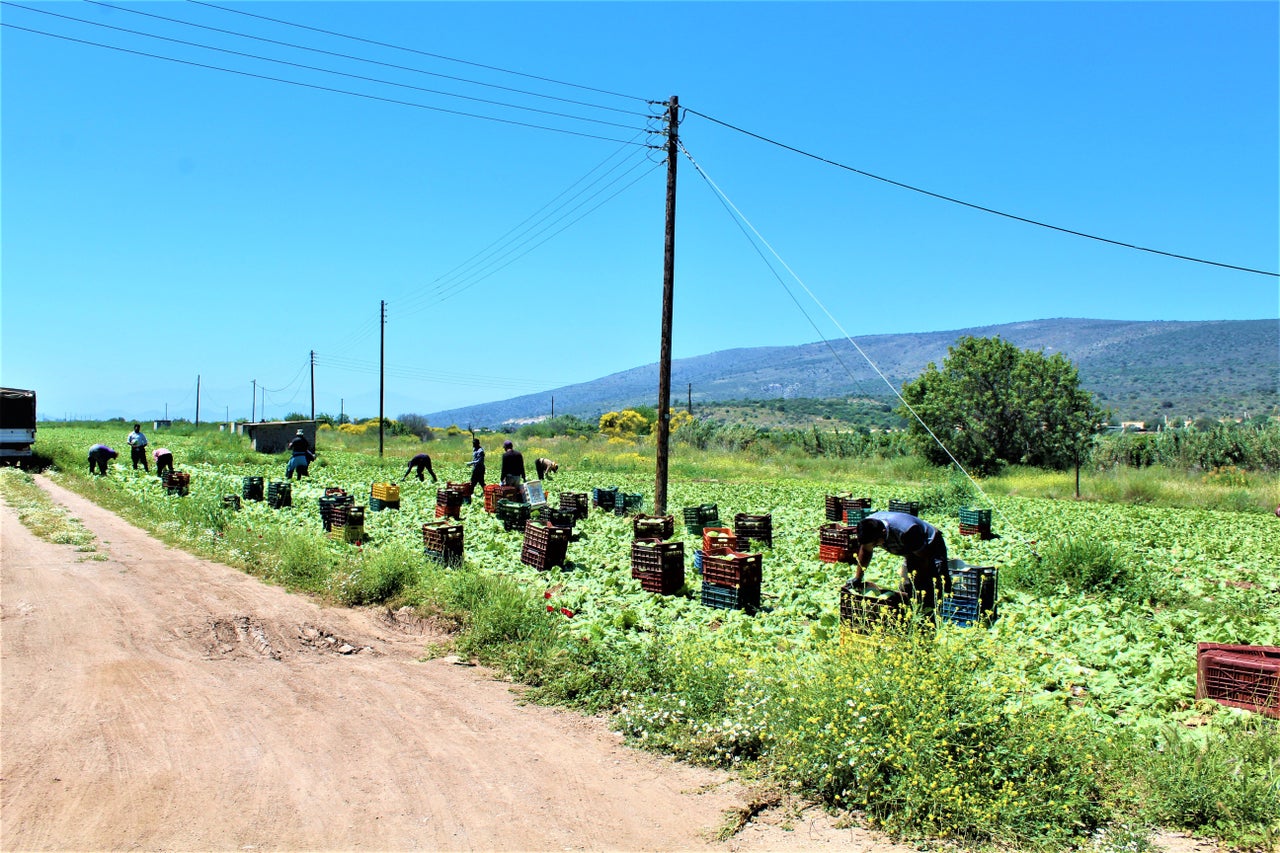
[559,492,590,519]
[818,543,851,564]
[319,494,354,531]
[371,482,401,503]
[938,564,998,627]
[693,549,703,572]
[702,527,737,555]
[164,470,191,496]
[630,538,684,575]
[591,487,619,509]
[484,484,521,513]
[614,493,644,516]
[328,524,364,544]
[637,565,685,595]
[733,513,773,548]
[819,523,857,549]
[369,496,400,512]
[444,481,473,500]
[222,494,241,511]
[839,580,903,633]
[632,514,675,540]
[824,493,851,522]
[242,476,264,501]
[266,481,292,509]
[1196,645,1280,718]
[700,581,760,614]
[959,507,993,526]
[422,521,463,555]
[524,522,570,552]
[701,551,763,589]
[958,522,995,539]
[545,507,577,529]
[520,539,567,570]
[888,499,920,516]
[844,506,874,525]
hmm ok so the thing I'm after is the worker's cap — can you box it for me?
[296,429,305,435]
[503,440,513,448]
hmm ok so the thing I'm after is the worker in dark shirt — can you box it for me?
[402,453,438,483]
[855,511,950,616]
[285,429,314,480]
[500,439,525,487]
[87,444,118,475]
[466,438,486,492]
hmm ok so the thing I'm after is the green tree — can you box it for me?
[898,336,1103,475]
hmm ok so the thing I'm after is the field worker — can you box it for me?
[285,429,314,480]
[126,423,149,471]
[854,511,951,618]
[402,452,438,483]
[153,447,174,477]
[534,457,559,481]
[87,444,118,475]
[466,438,486,491]
[500,439,525,487]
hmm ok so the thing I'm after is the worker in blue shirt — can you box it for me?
[854,511,950,616]
[126,424,149,471]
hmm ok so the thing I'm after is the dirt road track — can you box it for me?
[2,476,893,852]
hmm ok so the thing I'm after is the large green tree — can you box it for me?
[898,336,1103,475]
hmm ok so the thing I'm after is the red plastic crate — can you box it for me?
[818,543,851,564]
[1196,644,1280,718]
[701,551,763,589]
[702,527,737,555]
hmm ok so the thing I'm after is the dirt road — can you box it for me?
[2,476,893,852]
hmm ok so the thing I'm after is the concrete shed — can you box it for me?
[241,420,317,454]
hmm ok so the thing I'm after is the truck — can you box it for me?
[0,388,37,464]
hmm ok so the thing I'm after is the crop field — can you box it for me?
[26,425,1280,848]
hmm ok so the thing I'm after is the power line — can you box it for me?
[4,3,648,133]
[683,107,1279,278]
[0,22,651,146]
[187,0,651,105]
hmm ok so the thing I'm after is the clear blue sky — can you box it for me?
[3,1,1277,423]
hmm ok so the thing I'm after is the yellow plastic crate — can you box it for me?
[371,482,400,502]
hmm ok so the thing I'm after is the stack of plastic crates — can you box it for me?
[1196,643,1280,718]
[559,492,589,520]
[888,499,920,516]
[682,504,720,536]
[242,475,265,502]
[520,522,570,570]
[841,497,873,525]
[435,487,464,519]
[266,480,292,509]
[733,513,773,550]
[938,563,998,627]
[319,489,353,532]
[818,522,858,564]
[700,550,762,614]
[632,514,674,541]
[163,470,191,496]
[422,521,464,566]
[958,507,994,539]
[631,538,685,595]
[327,505,365,544]
[370,482,400,512]
[497,499,532,532]
[484,484,521,513]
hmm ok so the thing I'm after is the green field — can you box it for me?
[14,424,1280,850]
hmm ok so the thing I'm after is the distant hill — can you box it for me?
[427,318,1279,428]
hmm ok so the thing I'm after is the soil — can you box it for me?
[0,476,1221,853]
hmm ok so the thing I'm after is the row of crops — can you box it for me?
[34,426,1280,846]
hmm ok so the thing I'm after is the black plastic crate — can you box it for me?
[700,581,760,614]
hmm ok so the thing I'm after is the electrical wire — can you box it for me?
[683,107,1279,279]
[186,0,652,104]
[678,140,1036,553]
[0,22,651,146]
[4,4,645,133]
[89,0,649,117]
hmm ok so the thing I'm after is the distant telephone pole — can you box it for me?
[310,350,316,423]
[195,374,201,427]
[378,300,386,457]
[251,380,256,422]
[687,383,692,415]
[654,95,679,515]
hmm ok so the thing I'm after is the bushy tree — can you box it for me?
[599,409,651,437]
[898,336,1103,474]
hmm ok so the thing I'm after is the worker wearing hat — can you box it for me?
[286,428,314,480]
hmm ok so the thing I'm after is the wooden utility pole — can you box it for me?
[687,383,692,415]
[378,300,386,457]
[251,380,256,423]
[195,375,201,427]
[654,95,679,515]
[310,350,316,423]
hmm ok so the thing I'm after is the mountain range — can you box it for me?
[426,318,1279,428]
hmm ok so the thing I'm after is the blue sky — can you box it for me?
[3,1,1276,423]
